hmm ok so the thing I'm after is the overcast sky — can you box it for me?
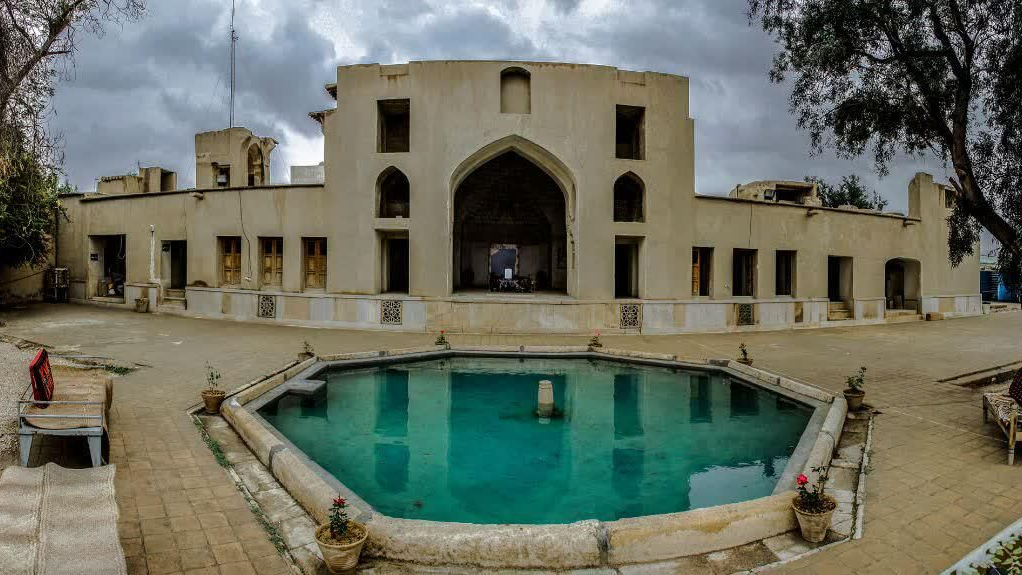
[50,0,959,215]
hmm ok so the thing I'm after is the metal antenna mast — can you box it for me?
[229,0,237,127]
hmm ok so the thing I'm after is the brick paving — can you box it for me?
[1,303,1021,574]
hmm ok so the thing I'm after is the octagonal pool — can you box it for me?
[256,357,813,524]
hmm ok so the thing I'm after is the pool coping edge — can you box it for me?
[222,346,845,570]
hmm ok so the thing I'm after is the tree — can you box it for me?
[0,0,144,268]
[806,174,889,211]
[0,149,70,268]
[748,0,1022,289]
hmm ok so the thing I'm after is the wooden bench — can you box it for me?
[983,368,1022,465]
[17,350,112,467]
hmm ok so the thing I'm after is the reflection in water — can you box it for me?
[689,375,712,423]
[729,379,761,417]
[374,443,409,493]
[375,370,409,437]
[614,374,643,438]
[259,358,812,524]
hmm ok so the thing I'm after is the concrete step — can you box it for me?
[165,288,186,298]
[828,310,853,321]
[828,301,851,311]
[885,313,922,324]
[161,297,187,310]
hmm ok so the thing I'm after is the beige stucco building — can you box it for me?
[53,60,981,334]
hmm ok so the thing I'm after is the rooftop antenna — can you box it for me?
[229,0,237,128]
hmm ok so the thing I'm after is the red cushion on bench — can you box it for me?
[29,349,54,408]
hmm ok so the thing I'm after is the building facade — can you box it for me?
[54,60,981,333]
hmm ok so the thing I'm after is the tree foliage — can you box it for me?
[0,0,144,270]
[748,0,1022,288]
[0,149,69,268]
[805,174,889,211]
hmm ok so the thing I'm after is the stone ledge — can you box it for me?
[605,491,798,564]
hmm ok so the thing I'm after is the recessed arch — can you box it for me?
[613,172,644,222]
[885,257,921,312]
[500,67,531,114]
[450,135,576,218]
[450,136,576,296]
[247,143,264,186]
[377,167,410,218]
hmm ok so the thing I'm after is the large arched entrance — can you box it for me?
[453,150,568,293]
[885,258,921,312]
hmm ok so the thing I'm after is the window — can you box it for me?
[692,247,712,296]
[260,237,283,287]
[500,67,531,114]
[378,99,410,153]
[215,165,230,188]
[732,249,757,297]
[775,250,796,296]
[945,189,955,208]
[303,238,327,290]
[219,236,241,286]
[613,173,644,222]
[615,105,645,160]
[378,168,410,218]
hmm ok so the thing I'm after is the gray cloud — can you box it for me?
[51,0,951,218]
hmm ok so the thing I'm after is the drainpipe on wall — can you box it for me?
[149,225,162,301]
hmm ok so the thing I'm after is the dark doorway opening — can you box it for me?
[169,241,187,289]
[90,235,126,300]
[615,238,640,299]
[384,236,409,293]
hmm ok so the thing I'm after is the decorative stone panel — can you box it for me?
[736,303,755,326]
[258,294,276,318]
[381,300,403,325]
[620,303,642,329]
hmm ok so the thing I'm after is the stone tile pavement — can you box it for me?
[1,303,1021,574]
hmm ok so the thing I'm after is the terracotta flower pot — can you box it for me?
[201,389,226,414]
[315,522,368,573]
[792,495,836,543]
[843,389,865,411]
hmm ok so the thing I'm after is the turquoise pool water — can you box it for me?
[258,358,813,524]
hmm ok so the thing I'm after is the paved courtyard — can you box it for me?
[1,303,1021,574]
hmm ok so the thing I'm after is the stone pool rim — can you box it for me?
[220,345,847,570]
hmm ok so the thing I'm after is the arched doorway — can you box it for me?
[885,258,921,312]
[247,144,264,186]
[453,150,567,293]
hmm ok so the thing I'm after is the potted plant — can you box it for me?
[299,340,315,360]
[736,343,753,365]
[792,467,836,543]
[315,496,368,573]
[843,366,866,411]
[588,330,603,348]
[201,363,226,415]
[435,329,449,347]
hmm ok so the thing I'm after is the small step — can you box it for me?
[885,313,922,323]
[165,288,186,298]
[161,296,187,310]
[828,310,853,321]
